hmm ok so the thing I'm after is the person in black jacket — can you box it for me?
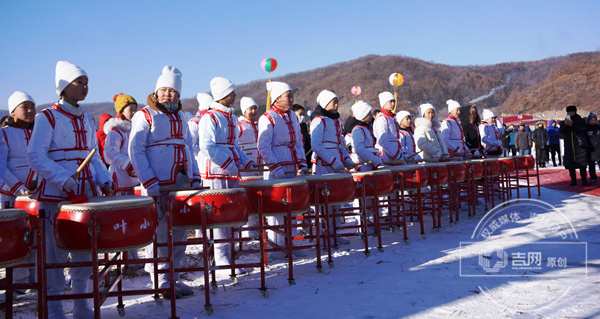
[532,121,549,168]
[559,105,588,186]
[459,104,482,155]
[585,113,600,183]
[293,104,312,168]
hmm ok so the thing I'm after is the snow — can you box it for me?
[3,182,600,319]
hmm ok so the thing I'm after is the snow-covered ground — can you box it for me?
[4,181,600,319]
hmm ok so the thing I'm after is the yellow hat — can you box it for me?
[113,93,137,114]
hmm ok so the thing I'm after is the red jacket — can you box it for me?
[96,113,112,165]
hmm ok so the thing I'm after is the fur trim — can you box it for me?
[209,101,234,114]
[103,117,131,134]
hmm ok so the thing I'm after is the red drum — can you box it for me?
[524,155,536,169]
[240,175,263,182]
[168,188,249,229]
[133,186,142,196]
[0,209,32,268]
[513,155,535,170]
[498,157,516,173]
[14,196,39,226]
[54,196,157,253]
[424,163,449,185]
[299,173,355,205]
[352,169,395,198]
[447,161,467,182]
[465,160,484,179]
[482,158,501,176]
[241,178,310,215]
[389,165,429,190]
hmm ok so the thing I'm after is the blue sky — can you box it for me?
[1,0,599,107]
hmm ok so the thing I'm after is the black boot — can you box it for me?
[581,171,589,186]
[570,173,577,186]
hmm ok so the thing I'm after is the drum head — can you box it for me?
[0,209,28,221]
[242,178,307,187]
[58,195,154,212]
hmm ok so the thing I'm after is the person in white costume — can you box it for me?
[1,91,37,293]
[441,99,469,160]
[257,81,309,256]
[237,97,262,176]
[479,109,503,157]
[396,110,421,161]
[27,61,113,319]
[198,77,255,274]
[129,65,201,299]
[310,90,354,245]
[188,92,213,158]
[347,101,383,171]
[374,92,403,162]
[414,103,448,160]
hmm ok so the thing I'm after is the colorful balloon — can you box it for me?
[389,73,404,87]
[351,85,362,96]
[261,58,278,73]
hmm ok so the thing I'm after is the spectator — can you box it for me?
[532,121,549,168]
[514,123,532,155]
[293,104,312,167]
[586,113,600,184]
[501,124,513,157]
[546,119,562,166]
[559,105,588,186]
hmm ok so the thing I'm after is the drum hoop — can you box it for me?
[0,209,29,221]
[242,180,307,187]
[15,196,37,202]
[57,239,154,254]
[168,188,246,197]
[302,174,354,182]
[58,201,154,213]
[0,253,31,269]
[352,169,392,177]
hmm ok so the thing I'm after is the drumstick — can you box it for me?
[405,158,440,163]
[253,163,275,167]
[383,159,407,165]
[159,187,210,192]
[345,160,372,168]
[73,149,96,179]
[284,168,310,175]
[406,150,423,159]
[240,168,269,173]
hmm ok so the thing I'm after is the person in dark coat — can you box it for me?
[459,104,482,155]
[585,113,600,183]
[293,104,312,168]
[546,119,562,166]
[514,123,532,155]
[532,121,549,168]
[502,124,514,157]
[559,105,588,186]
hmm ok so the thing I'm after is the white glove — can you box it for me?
[63,177,77,192]
[191,181,202,189]
[15,186,27,196]
[272,167,286,179]
[372,157,383,167]
[146,184,161,197]
[227,163,239,177]
[332,158,345,173]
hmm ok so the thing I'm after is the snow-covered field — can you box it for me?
[4,180,600,319]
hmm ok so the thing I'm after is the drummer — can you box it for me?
[257,81,308,256]
[374,92,403,163]
[2,91,37,293]
[198,77,255,273]
[441,99,469,160]
[396,110,421,161]
[310,90,354,245]
[479,109,503,157]
[237,97,262,176]
[188,92,213,158]
[129,66,201,299]
[27,61,113,318]
[414,103,448,160]
[348,101,383,171]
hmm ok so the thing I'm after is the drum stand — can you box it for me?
[513,157,541,199]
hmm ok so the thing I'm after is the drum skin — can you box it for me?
[0,209,31,268]
[498,157,516,173]
[447,162,467,182]
[240,176,263,182]
[425,163,448,186]
[482,158,501,176]
[299,173,355,205]
[465,160,484,179]
[241,179,310,215]
[352,169,394,198]
[389,165,429,190]
[54,196,157,253]
[168,188,249,229]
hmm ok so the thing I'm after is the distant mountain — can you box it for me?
[30,51,600,127]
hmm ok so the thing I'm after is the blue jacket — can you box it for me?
[547,120,561,145]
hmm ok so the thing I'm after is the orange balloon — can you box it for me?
[389,73,404,87]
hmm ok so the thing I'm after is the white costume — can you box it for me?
[310,115,353,174]
[349,125,382,171]
[373,110,402,162]
[0,135,6,190]
[237,116,262,176]
[188,110,207,157]
[440,115,468,159]
[479,122,503,154]
[414,117,448,160]
[104,117,139,193]
[398,129,420,160]
[1,126,36,205]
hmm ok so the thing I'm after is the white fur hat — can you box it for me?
[378,91,395,108]
[55,61,87,96]
[210,77,235,101]
[196,93,213,111]
[8,91,35,114]
[395,110,411,123]
[317,90,338,108]
[482,109,495,120]
[419,103,435,117]
[446,99,461,114]
[155,65,182,95]
[266,81,292,105]
[351,100,372,120]
[240,97,258,115]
